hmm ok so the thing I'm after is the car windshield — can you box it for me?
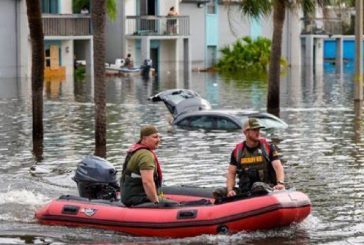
[233,113,287,129]
[178,115,240,130]
[257,118,287,129]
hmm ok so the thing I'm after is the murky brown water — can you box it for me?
[0,66,364,244]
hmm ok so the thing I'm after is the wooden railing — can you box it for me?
[126,15,190,36]
[42,14,91,36]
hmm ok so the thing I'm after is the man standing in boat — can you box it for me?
[121,125,175,207]
[215,118,285,198]
[124,53,133,69]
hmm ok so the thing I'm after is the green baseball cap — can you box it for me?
[243,118,265,131]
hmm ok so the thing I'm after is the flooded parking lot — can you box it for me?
[0,66,363,244]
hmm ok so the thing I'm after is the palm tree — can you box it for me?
[92,0,107,158]
[76,0,115,158]
[25,0,44,161]
[267,0,286,116]
[25,0,117,160]
[236,0,324,116]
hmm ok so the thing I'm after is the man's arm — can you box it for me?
[226,165,237,197]
[272,159,285,190]
[140,170,159,203]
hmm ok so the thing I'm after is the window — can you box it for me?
[216,117,239,129]
[45,48,51,67]
[257,118,287,129]
[178,115,240,130]
[190,116,214,129]
[178,118,190,127]
[41,0,58,14]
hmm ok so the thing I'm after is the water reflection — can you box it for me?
[0,67,364,244]
[45,79,62,99]
[354,100,362,143]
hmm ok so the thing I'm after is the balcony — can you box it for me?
[301,18,343,36]
[42,14,92,36]
[126,16,190,37]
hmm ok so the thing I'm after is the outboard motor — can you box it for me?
[141,59,152,79]
[73,155,119,200]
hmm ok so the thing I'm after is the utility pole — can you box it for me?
[355,0,363,103]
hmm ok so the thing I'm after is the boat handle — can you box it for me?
[177,210,197,219]
[62,205,80,215]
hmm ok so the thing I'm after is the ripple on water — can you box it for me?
[0,72,363,243]
[0,190,50,223]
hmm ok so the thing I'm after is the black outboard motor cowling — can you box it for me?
[73,155,119,200]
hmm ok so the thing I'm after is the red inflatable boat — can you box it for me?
[35,186,311,238]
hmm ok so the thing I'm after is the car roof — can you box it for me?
[177,109,258,116]
[174,110,288,129]
[149,89,211,117]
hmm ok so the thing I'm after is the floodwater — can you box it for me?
[0,65,364,244]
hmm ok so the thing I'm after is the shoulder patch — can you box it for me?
[272,150,279,157]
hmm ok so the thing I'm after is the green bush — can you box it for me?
[215,36,286,78]
[75,65,86,81]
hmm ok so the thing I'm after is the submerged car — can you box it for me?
[149,89,288,130]
[149,89,211,117]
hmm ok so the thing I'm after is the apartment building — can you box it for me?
[180,0,302,68]
[104,0,302,80]
[106,0,191,85]
[0,0,93,79]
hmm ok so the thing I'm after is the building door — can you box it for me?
[50,45,60,69]
[150,47,159,76]
[45,45,60,69]
[140,0,156,15]
[139,0,157,33]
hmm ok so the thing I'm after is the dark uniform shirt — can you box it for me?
[229,142,280,167]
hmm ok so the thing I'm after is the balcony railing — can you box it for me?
[42,14,92,36]
[301,18,343,35]
[126,16,190,36]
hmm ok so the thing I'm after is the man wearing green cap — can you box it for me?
[214,118,285,199]
[121,125,175,207]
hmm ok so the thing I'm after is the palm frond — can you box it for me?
[106,0,117,21]
[239,0,272,19]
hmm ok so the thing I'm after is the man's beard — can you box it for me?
[249,135,260,143]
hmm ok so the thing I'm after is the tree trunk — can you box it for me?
[25,0,44,161]
[92,0,107,158]
[267,0,286,117]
